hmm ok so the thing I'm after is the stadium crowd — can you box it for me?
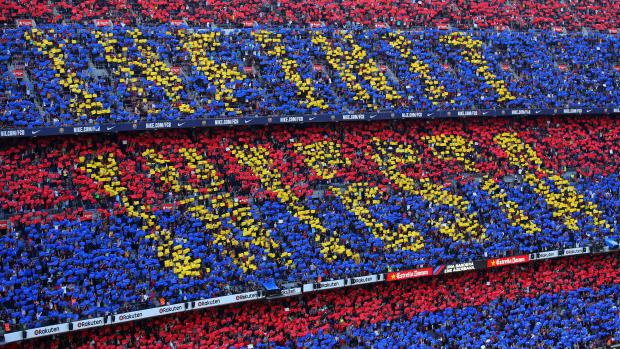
[1,26,619,127]
[1,0,619,30]
[0,0,618,346]
[7,253,620,348]
[0,115,618,330]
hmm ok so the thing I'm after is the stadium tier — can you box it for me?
[0,0,619,347]
[6,254,619,348]
[1,0,620,30]
[1,26,619,129]
[0,115,618,331]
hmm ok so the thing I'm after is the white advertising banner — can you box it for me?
[563,247,590,256]
[280,287,303,296]
[72,317,105,330]
[194,291,262,310]
[349,275,378,285]
[114,303,185,324]
[529,250,560,260]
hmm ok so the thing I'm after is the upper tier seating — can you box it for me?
[1,26,619,128]
[1,0,619,31]
[0,115,618,329]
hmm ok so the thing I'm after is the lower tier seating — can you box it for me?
[7,253,619,348]
[0,115,618,329]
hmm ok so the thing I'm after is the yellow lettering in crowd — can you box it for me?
[494,133,612,232]
[368,138,485,241]
[295,141,351,180]
[93,29,194,114]
[296,141,423,251]
[385,32,448,105]
[312,32,401,110]
[253,30,329,111]
[177,148,291,271]
[143,148,289,274]
[79,153,201,279]
[338,184,424,251]
[231,144,359,263]
[26,29,110,118]
[440,32,515,103]
[177,30,245,115]
[422,134,540,234]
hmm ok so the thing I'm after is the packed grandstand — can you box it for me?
[0,0,619,347]
[1,25,619,128]
[3,254,619,348]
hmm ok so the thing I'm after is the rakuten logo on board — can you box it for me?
[159,305,183,314]
[235,293,259,301]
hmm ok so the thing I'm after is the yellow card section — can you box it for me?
[231,144,359,263]
[312,32,400,110]
[144,148,290,273]
[27,29,110,118]
[294,141,350,180]
[440,32,515,103]
[369,137,485,241]
[334,183,424,251]
[80,153,201,279]
[422,134,540,234]
[385,32,448,105]
[295,140,423,251]
[177,31,244,115]
[94,29,194,114]
[179,147,292,269]
[494,132,612,232]
[253,30,328,110]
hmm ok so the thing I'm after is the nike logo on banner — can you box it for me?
[106,126,115,131]
[309,117,316,121]
[245,120,252,124]
[482,111,489,115]
[177,122,185,127]
[32,130,41,135]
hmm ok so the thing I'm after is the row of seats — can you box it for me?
[1,26,619,127]
[0,115,618,329]
[1,0,619,30]
[7,254,620,348]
